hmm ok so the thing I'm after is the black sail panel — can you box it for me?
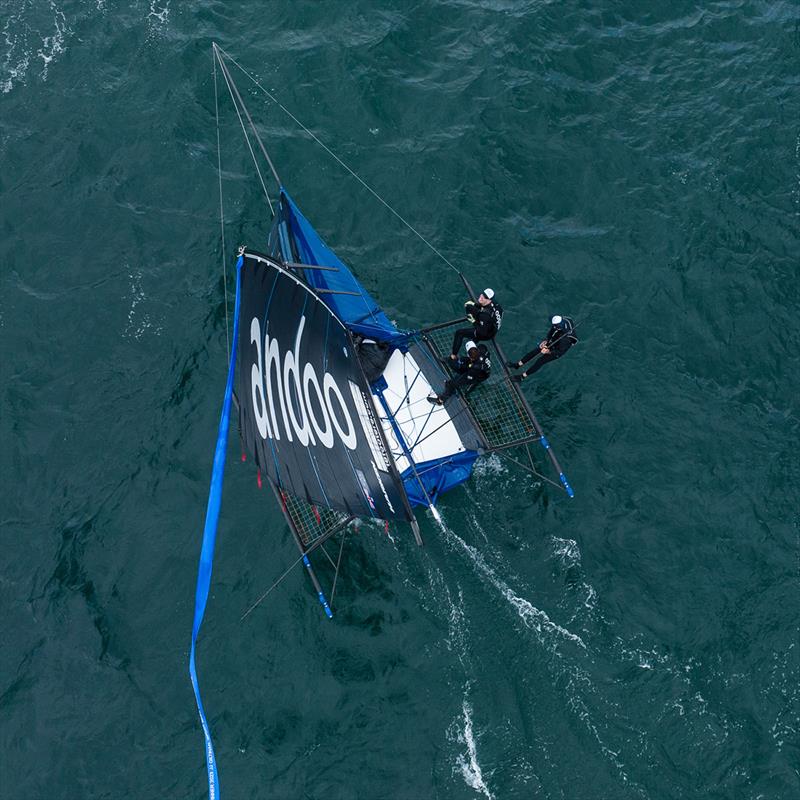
[237,251,410,521]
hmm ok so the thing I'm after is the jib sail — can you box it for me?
[237,249,411,521]
[267,188,408,346]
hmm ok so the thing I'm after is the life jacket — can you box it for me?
[559,316,578,344]
[474,301,503,337]
[548,317,578,347]
[469,344,492,380]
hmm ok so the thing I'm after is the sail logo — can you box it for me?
[348,383,390,472]
[249,315,358,450]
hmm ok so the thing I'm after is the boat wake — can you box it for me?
[452,698,495,800]
[442,517,586,651]
[433,511,651,796]
[422,564,496,799]
[549,536,598,621]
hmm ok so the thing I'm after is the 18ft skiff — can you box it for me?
[189,43,574,799]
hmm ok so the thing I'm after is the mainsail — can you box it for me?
[237,249,411,522]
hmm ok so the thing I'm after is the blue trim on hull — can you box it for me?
[401,450,480,507]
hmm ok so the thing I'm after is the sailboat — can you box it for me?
[189,43,574,799]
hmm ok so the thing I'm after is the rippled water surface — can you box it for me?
[2,2,799,798]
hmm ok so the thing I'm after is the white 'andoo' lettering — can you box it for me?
[250,315,358,451]
[283,317,314,447]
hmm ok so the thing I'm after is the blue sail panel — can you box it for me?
[272,190,409,346]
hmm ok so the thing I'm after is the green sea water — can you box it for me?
[2,2,799,798]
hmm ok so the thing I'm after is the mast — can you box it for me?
[213,43,282,192]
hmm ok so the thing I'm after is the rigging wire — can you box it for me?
[497,449,564,492]
[213,46,274,218]
[215,44,464,278]
[240,548,309,621]
[319,542,338,570]
[213,50,231,365]
[240,518,355,621]
[329,527,349,607]
[214,45,281,191]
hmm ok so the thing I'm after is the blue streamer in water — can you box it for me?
[189,256,243,800]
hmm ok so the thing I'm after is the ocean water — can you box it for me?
[1,2,799,798]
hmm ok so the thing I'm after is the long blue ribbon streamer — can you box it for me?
[189,256,243,800]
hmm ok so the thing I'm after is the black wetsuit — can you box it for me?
[440,345,492,401]
[516,320,577,377]
[450,301,501,356]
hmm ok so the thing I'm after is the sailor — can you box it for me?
[508,315,578,382]
[448,289,503,360]
[428,340,491,405]
[353,334,391,383]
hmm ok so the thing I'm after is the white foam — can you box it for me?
[582,582,597,612]
[472,453,507,477]
[37,1,67,81]
[549,538,600,623]
[455,699,494,800]
[124,268,163,340]
[445,526,586,650]
[147,1,170,27]
[2,15,29,94]
[442,516,649,793]
[550,536,581,568]
[429,504,445,532]
[2,1,72,92]
[423,566,494,798]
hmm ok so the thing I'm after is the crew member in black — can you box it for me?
[449,288,502,360]
[429,341,491,405]
[508,315,578,381]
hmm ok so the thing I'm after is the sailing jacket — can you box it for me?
[544,319,578,357]
[453,345,492,382]
[465,301,502,340]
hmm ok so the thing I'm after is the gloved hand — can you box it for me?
[464,301,476,323]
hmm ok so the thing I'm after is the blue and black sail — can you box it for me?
[237,248,412,522]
